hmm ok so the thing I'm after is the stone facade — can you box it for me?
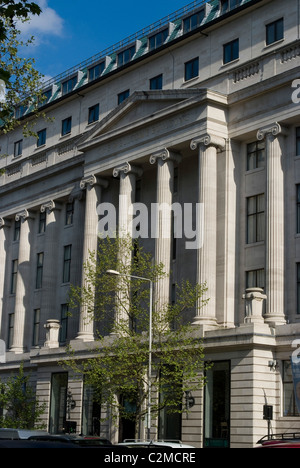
[0,0,300,448]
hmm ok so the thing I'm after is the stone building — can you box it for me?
[0,0,300,448]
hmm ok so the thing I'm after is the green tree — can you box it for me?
[0,362,46,429]
[66,235,210,439]
[0,17,46,135]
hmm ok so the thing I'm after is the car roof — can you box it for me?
[118,441,195,448]
[0,428,49,439]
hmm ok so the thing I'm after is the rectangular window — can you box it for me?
[39,211,46,234]
[14,140,23,158]
[223,38,239,64]
[62,117,72,136]
[149,29,168,51]
[283,361,300,417]
[247,141,265,171]
[246,269,265,289]
[88,62,105,82]
[183,10,205,34]
[118,90,130,105]
[266,18,284,46]
[14,219,20,242]
[36,252,44,290]
[32,309,40,347]
[184,57,199,81]
[247,194,265,244]
[297,186,300,234]
[296,128,300,156]
[60,304,69,343]
[150,74,163,90]
[65,201,74,226]
[63,245,72,283]
[62,76,77,95]
[37,128,47,147]
[297,264,300,314]
[117,46,136,67]
[10,260,18,294]
[88,104,100,124]
[7,314,14,349]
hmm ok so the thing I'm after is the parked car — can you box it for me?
[0,439,81,448]
[0,428,49,440]
[118,439,195,449]
[257,433,300,448]
[29,434,113,447]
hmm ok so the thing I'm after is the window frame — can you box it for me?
[266,18,284,46]
[63,245,72,284]
[223,38,239,64]
[117,45,136,67]
[61,117,72,136]
[36,252,44,290]
[62,76,77,95]
[37,128,47,148]
[247,141,265,171]
[14,139,23,158]
[88,104,100,124]
[184,57,199,82]
[118,89,130,105]
[246,194,265,244]
[149,29,168,51]
[150,74,163,90]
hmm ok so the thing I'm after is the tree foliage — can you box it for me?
[66,236,210,438]
[0,362,46,429]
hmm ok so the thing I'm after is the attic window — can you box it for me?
[117,46,136,67]
[183,10,205,34]
[62,76,77,95]
[88,62,105,82]
[149,28,168,51]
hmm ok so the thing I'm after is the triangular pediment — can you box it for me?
[78,90,205,151]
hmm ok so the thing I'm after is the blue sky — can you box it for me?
[22,0,191,81]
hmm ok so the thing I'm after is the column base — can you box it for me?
[263,314,287,326]
[192,316,219,329]
[10,347,26,354]
[75,332,95,342]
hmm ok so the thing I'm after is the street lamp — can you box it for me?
[106,269,153,440]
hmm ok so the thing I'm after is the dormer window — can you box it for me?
[88,62,105,82]
[62,76,77,95]
[220,0,241,14]
[117,45,136,67]
[183,10,205,34]
[149,28,168,51]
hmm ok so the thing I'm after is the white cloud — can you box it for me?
[18,0,64,38]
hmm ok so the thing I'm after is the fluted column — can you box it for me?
[0,218,11,338]
[150,149,181,311]
[257,122,288,325]
[112,163,143,329]
[11,209,34,353]
[40,201,61,341]
[76,175,108,341]
[190,134,225,327]
[113,163,143,238]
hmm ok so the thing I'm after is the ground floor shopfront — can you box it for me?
[1,323,300,448]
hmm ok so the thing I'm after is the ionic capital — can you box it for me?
[15,209,34,222]
[80,175,109,190]
[149,148,182,165]
[40,200,62,214]
[190,134,226,152]
[113,162,143,179]
[257,122,289,141]
[0,218,11,229]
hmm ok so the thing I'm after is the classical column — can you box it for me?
[0,218,11,339]
[76,175,108,341]
[190,134,226,327]
[11,209,34,353]
[113,163,143,238]
[112,163,143,329]
[257,122,288,325]
[150,149,181,311]
[40,201,61,341]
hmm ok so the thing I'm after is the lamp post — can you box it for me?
[106,269,153,440]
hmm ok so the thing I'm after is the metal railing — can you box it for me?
[40,0,246,92]
[40,0,208,90]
